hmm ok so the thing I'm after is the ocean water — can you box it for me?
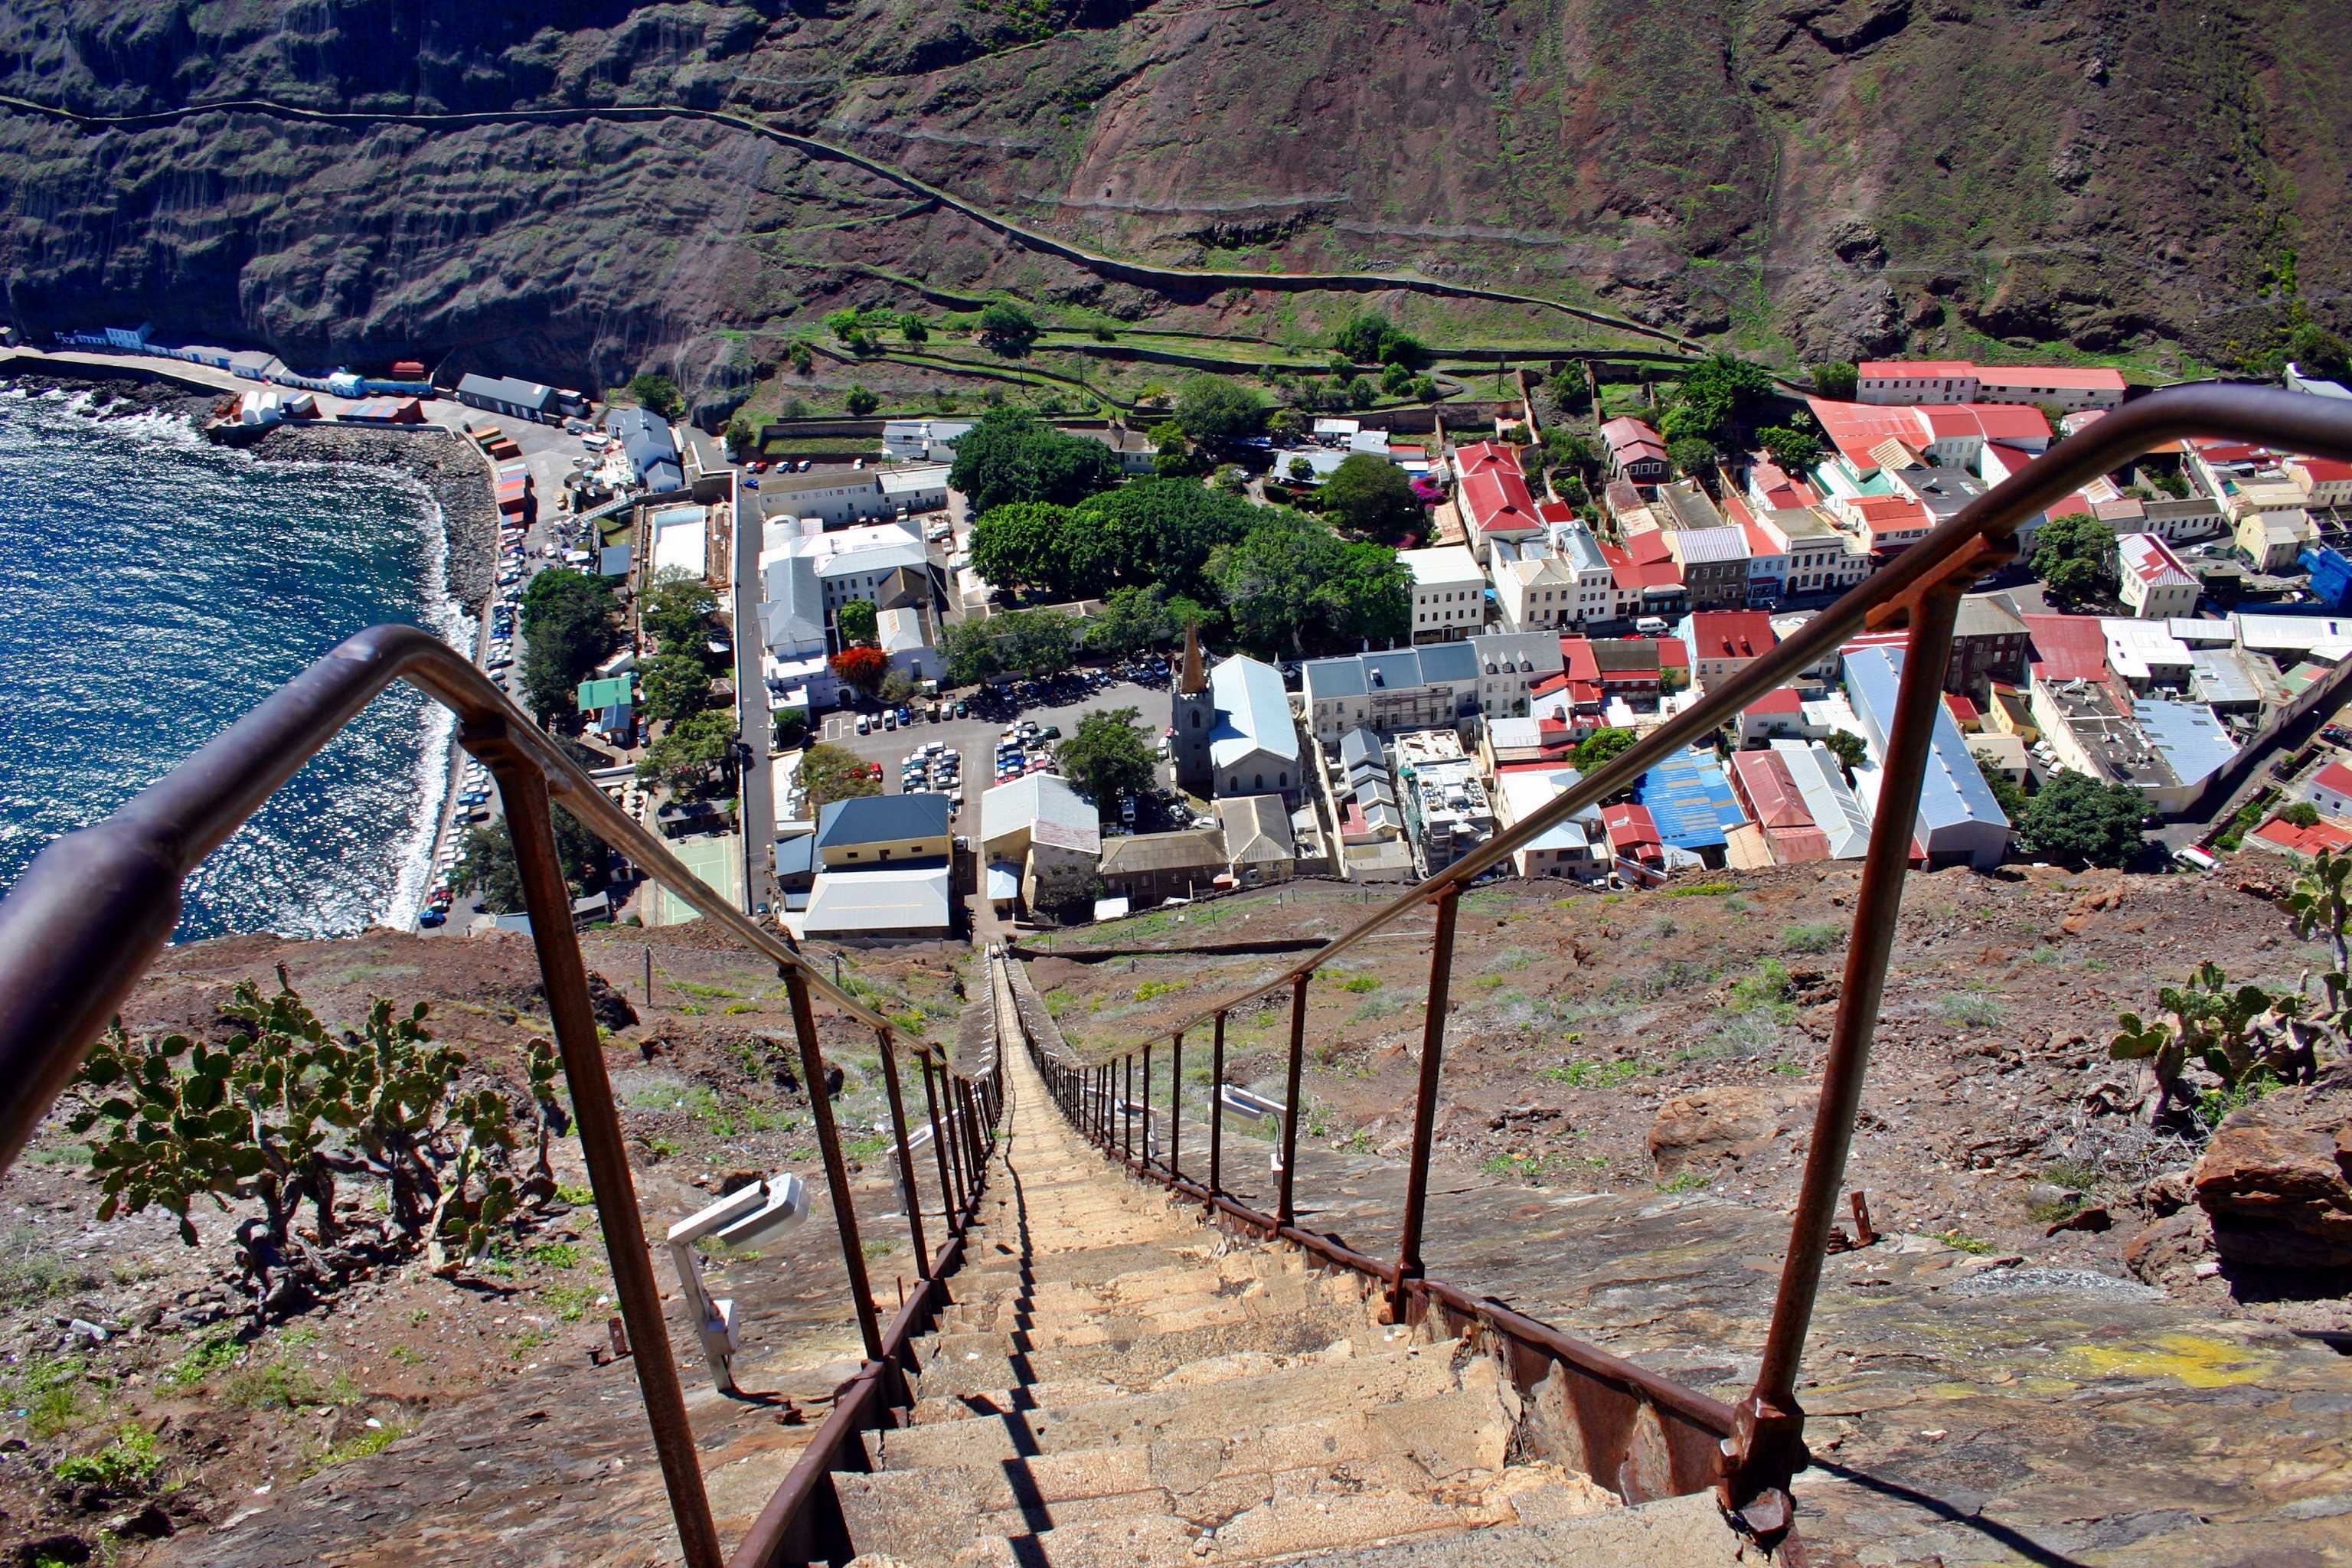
[0,386,469,941]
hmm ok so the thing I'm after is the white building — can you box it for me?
[1495,767,1608,879]
[1492,521,1622,632]
[2117,533,2200,620]
[879,462,952,514]
[754,469,899,528]
[1844,643,2010,867]
[1204,655,1304,802]
[881,420,975,462]
[1399,545,1487,643]
[1854,360,2127,412]
[1299,632,1563,743]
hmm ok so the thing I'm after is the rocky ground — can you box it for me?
[0,923,971,1566]
[1021,856,2352,1336]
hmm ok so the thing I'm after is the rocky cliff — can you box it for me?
[0,0,2343,390]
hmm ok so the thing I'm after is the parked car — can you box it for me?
[856,714,872,735]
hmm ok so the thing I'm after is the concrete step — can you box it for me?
[910,1335,1413,1423]
[851,1463,1615,1566]
[871,1343,1474,1471]
[1272,1490,1750,1566]
[941,1273,1357,1345]
[913,1301,1381,1399]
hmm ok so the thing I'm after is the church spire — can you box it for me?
[1178,618,1206,696]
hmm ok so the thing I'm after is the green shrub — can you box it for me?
[52,1426,162,1491]
[1781,923,1842,955]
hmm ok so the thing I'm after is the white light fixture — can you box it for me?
[665,1174,809,1395]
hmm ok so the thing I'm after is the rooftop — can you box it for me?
[813,792,952,850]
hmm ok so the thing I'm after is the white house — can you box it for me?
[1399,545,1487,644]
[1205,655,1304,802]
[2117,532,2200,620]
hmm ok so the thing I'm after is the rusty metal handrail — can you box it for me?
[1019,382,2352,1545]
[0,622,1005,1568]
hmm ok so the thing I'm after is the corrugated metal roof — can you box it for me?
[814,793,952,850]
[2134,699,2239,789]
[1634,747,1746,851]
[1843,645,2010,834]
[1208,655,1299,769]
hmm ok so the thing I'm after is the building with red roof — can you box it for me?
[2309,760,2352,821]
[2249,815,2352,860]
[2288,456,2352,508]
[1746,456,1821,512]
[1808,398,1936,476]
[1452,440,1524,482]
[1856,361,2125,412]
[1601,802,1667,867]
[1679,610,1778,689]
[1726,748,1832,864]
[2117,532,2200,619]
[1843,495,1933,554]
[2020,612,2112,687]
[1459,466,1545,560]
[1599,416,1670,485]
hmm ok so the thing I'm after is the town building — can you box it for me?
[456,372,571,423]
[1853,361,2126,412]
[1843,644,2010,867]
[1494,766,1608,879]
[1761,506,1868,595]
[881,419,975,462]
[1631,746,1747,867]
[2308,760,2352,820]
[606,407,684,492]
[1216,795,1298,886]
[979,773,1102,917]
[1677,611,1778,691]
[2033,678,2239,815]
[755,468,902,529]
[1399,544,1488,642]
[1172,632,1302,802]
[813,794,952,868]
[2118,532,2201,619]
[2236,506,2320,572]
[1660,522,1753,612]
[1726,749,1831,866]
[1458,456,1547,563]
[1946,595,2034,700]
[799,864,952,942]
[1599,417,1671,485]
[1772,739,1870,858]
[1395,730,1492,875]
[1098,828,1227,907]
[1299,632,1563,743]
[1491,521,1622,633]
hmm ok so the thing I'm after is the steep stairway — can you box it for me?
[839,1044,1748,1566]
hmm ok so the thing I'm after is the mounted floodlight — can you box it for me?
[665,1173,808,1395]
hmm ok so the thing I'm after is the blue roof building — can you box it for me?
[1633,747,1746,858]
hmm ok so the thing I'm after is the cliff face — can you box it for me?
[0,0,2342,387]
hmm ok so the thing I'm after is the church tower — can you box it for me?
[1171,620,1214,795]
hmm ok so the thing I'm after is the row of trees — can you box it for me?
[519,570,620,724]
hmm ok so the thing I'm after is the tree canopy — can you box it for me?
[636,652,715,727]
[640,572,720,663]
[939,609,1081,684]
[519,570,619,723]
[628,372,684,420]
[836,599,878,648]
[1809,361,1858,401]
[1822,729,1868,773]
[1572,727,1636,778]
[1332,311,1423,367]
[975,302,1039,358]
[1661,354,1774,444]
[799,743,880,808]
[452,808,609,914]
[2030,512,2119,610]
[1173,375,1268,445]
[1210,509,1410,658]
[1086,584,1207,657]
[1756,425,1824,474]
[2014,770,2150,868]
[829,645,890,697]
[947,407,1122,514]
[1319,453,1423,540]
[1057,707,1158,812]
[636,708,739,796]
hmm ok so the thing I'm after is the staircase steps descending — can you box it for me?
[841,1042,1748,1566]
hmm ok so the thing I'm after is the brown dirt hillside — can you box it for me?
[0,0,2343,387]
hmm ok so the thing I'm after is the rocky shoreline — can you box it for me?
[1,360,498,610]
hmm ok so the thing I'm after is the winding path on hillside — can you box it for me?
[0,91,1724,362]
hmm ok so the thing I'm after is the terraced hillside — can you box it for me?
[0,0,2344,396]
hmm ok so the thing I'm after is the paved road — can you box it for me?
[732,470,774,916]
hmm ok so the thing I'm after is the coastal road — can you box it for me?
[732,469,774,917]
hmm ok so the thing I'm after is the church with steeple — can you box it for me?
[1168,622,1304,805]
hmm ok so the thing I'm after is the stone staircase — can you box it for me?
[838,1045,1749,1566]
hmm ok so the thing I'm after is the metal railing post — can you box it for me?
[1142,1037,1154,1169]
[783,969,887,1364]
[874,1028,929,1277]
[1168,1031,1183,1181]
[1123,1053,1135,1163]
[478,743,722,1568]
[919,1049,962,1233]
[1391,885,1462,1318]
[956,1077,984,1185]
[1209,1013,1227,1196]
[1723,580,1968,1537]
[1277,974,1308,1228]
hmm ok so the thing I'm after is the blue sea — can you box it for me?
[0,385,469,941]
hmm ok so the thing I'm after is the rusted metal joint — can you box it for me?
[1719,1391,1808,1544]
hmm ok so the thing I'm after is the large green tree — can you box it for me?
[1320,453,1423,540]
[1571,727,1637,777]
[2014,771,2150,867]
[1210,509,1410,657]
[939,609,1082,684]
[520,570,619,723]
[947,408,1121,514]
[636,709,738,796]
[628,372,683,420]
[640,573,719,663]
[1661,354,1773,445]
[1332,312,1423,367]
[452,808,609,913]
[2030,512,2119,609]
[1073,481,1257,599]
[1756,426,1824,474]
[836,598,878,648]
[975,302,1039,358]
[636,652,714,727]
[1057,707,1158,813]
[799,743,880,808]
[969,501,1116,599]
[1086,585,1206,657]
[1810,361,1859,400]
[1172,375,1268,446]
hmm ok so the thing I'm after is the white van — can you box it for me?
[1635,616,1671,636]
